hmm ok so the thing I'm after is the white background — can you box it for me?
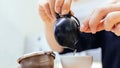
[0,0,107,68]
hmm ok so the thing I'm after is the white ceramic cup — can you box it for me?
[60,56,93,68]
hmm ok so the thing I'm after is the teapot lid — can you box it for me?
[17,51,55,63]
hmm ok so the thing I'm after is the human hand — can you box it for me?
[105,11,120,36]
[39,0,72,24]
[80,1,120,36]
[38,0,73,52]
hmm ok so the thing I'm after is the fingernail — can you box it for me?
[56,7,61,14]
[62,10,68,15]
[92,32,96,34]
[105,28,111,31]
[92,29,96,34]
[80,24,85,31]
[100,19,105,23]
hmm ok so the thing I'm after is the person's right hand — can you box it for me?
[38,0,72,52]
[39,0,72,24]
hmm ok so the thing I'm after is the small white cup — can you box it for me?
[60,56,93,68]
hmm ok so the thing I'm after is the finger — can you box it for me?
[70,10,74,16]
[83,21,104,33]
[89,7,107,34]
[104,11,120,31]
[80,11,96,33]
[48,0,56,19]
[43,2,53,20]
[111,23,120,36]
[89,4,120,34]
[80,16,90,32]
[62,0,72,15]
[96,21,104,31]
[39,5,51,23]
[55,0,64,13]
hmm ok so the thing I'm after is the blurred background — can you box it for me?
[0,0,107,68]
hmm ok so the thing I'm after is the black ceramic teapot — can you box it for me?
[54,12,98,51]
[54,13,80,50]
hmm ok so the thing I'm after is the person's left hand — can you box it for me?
[104,11,120,36]
[80,1,120,36]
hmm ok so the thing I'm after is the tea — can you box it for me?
[73,49,77,56]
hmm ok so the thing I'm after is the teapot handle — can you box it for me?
[55,12,71,19]
[55,12,80,27]
[72,15,80,28]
